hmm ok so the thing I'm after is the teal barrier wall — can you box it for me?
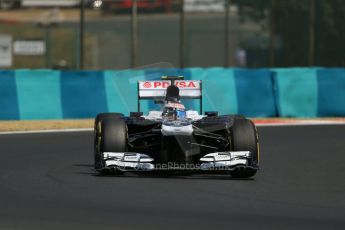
[0,71,19,120]
[316,68,345,116]
[272,68,345,117]
[273,68,318,117]
[15,70,63,120]
[0,68,344,120]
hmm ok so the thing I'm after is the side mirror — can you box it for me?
[205,111,218,117]
[130,112,143,117]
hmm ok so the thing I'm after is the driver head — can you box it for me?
[165,85,180,102]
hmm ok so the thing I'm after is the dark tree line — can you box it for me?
[234,0,345,67]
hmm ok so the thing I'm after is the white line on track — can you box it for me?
[0,128,93,135]
[256,122,345,127]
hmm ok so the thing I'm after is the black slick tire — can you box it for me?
[230,118,259,178]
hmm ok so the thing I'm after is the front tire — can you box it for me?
[94,112,124,129]
[94,117,127,173]
[101,118,127,152]
[230,118,259,178]
[94,113,124,168]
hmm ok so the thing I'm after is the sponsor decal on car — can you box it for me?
[123,155,140,162]
[140,80,200,89]
[143,82,152,88]
[139,80,201,98]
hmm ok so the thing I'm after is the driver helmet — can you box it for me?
[162,102,186,120]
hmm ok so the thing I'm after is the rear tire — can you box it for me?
[230,118,259,178]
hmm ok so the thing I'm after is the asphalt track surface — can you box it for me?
[0,125,344,230]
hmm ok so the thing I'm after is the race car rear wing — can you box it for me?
[137,77,202,113]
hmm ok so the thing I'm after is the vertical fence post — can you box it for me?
[76,25,80,69]
[309,0,315,66]
[45,26,52,68]
[269,0,276,67]
[224,0,230,67]
[179,0,185,68]
[131,0,138,68]
[79,0,85,70]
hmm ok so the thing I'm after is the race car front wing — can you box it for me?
[102,151,254,172]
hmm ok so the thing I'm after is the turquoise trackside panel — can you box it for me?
[2,68,345,120]
[317,68,345,116]
[0,71,20,120]
[274,68,318,117]
[104,70,146,116]
[60,71,108,119]
[202,68,238,115]
[234,68,276,117]
[15,70,62,120]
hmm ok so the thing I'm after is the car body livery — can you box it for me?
[94,76,259,178]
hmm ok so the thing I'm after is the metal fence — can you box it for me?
[0,0,344,70]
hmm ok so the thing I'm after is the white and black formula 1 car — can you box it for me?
[94,76,259,178]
